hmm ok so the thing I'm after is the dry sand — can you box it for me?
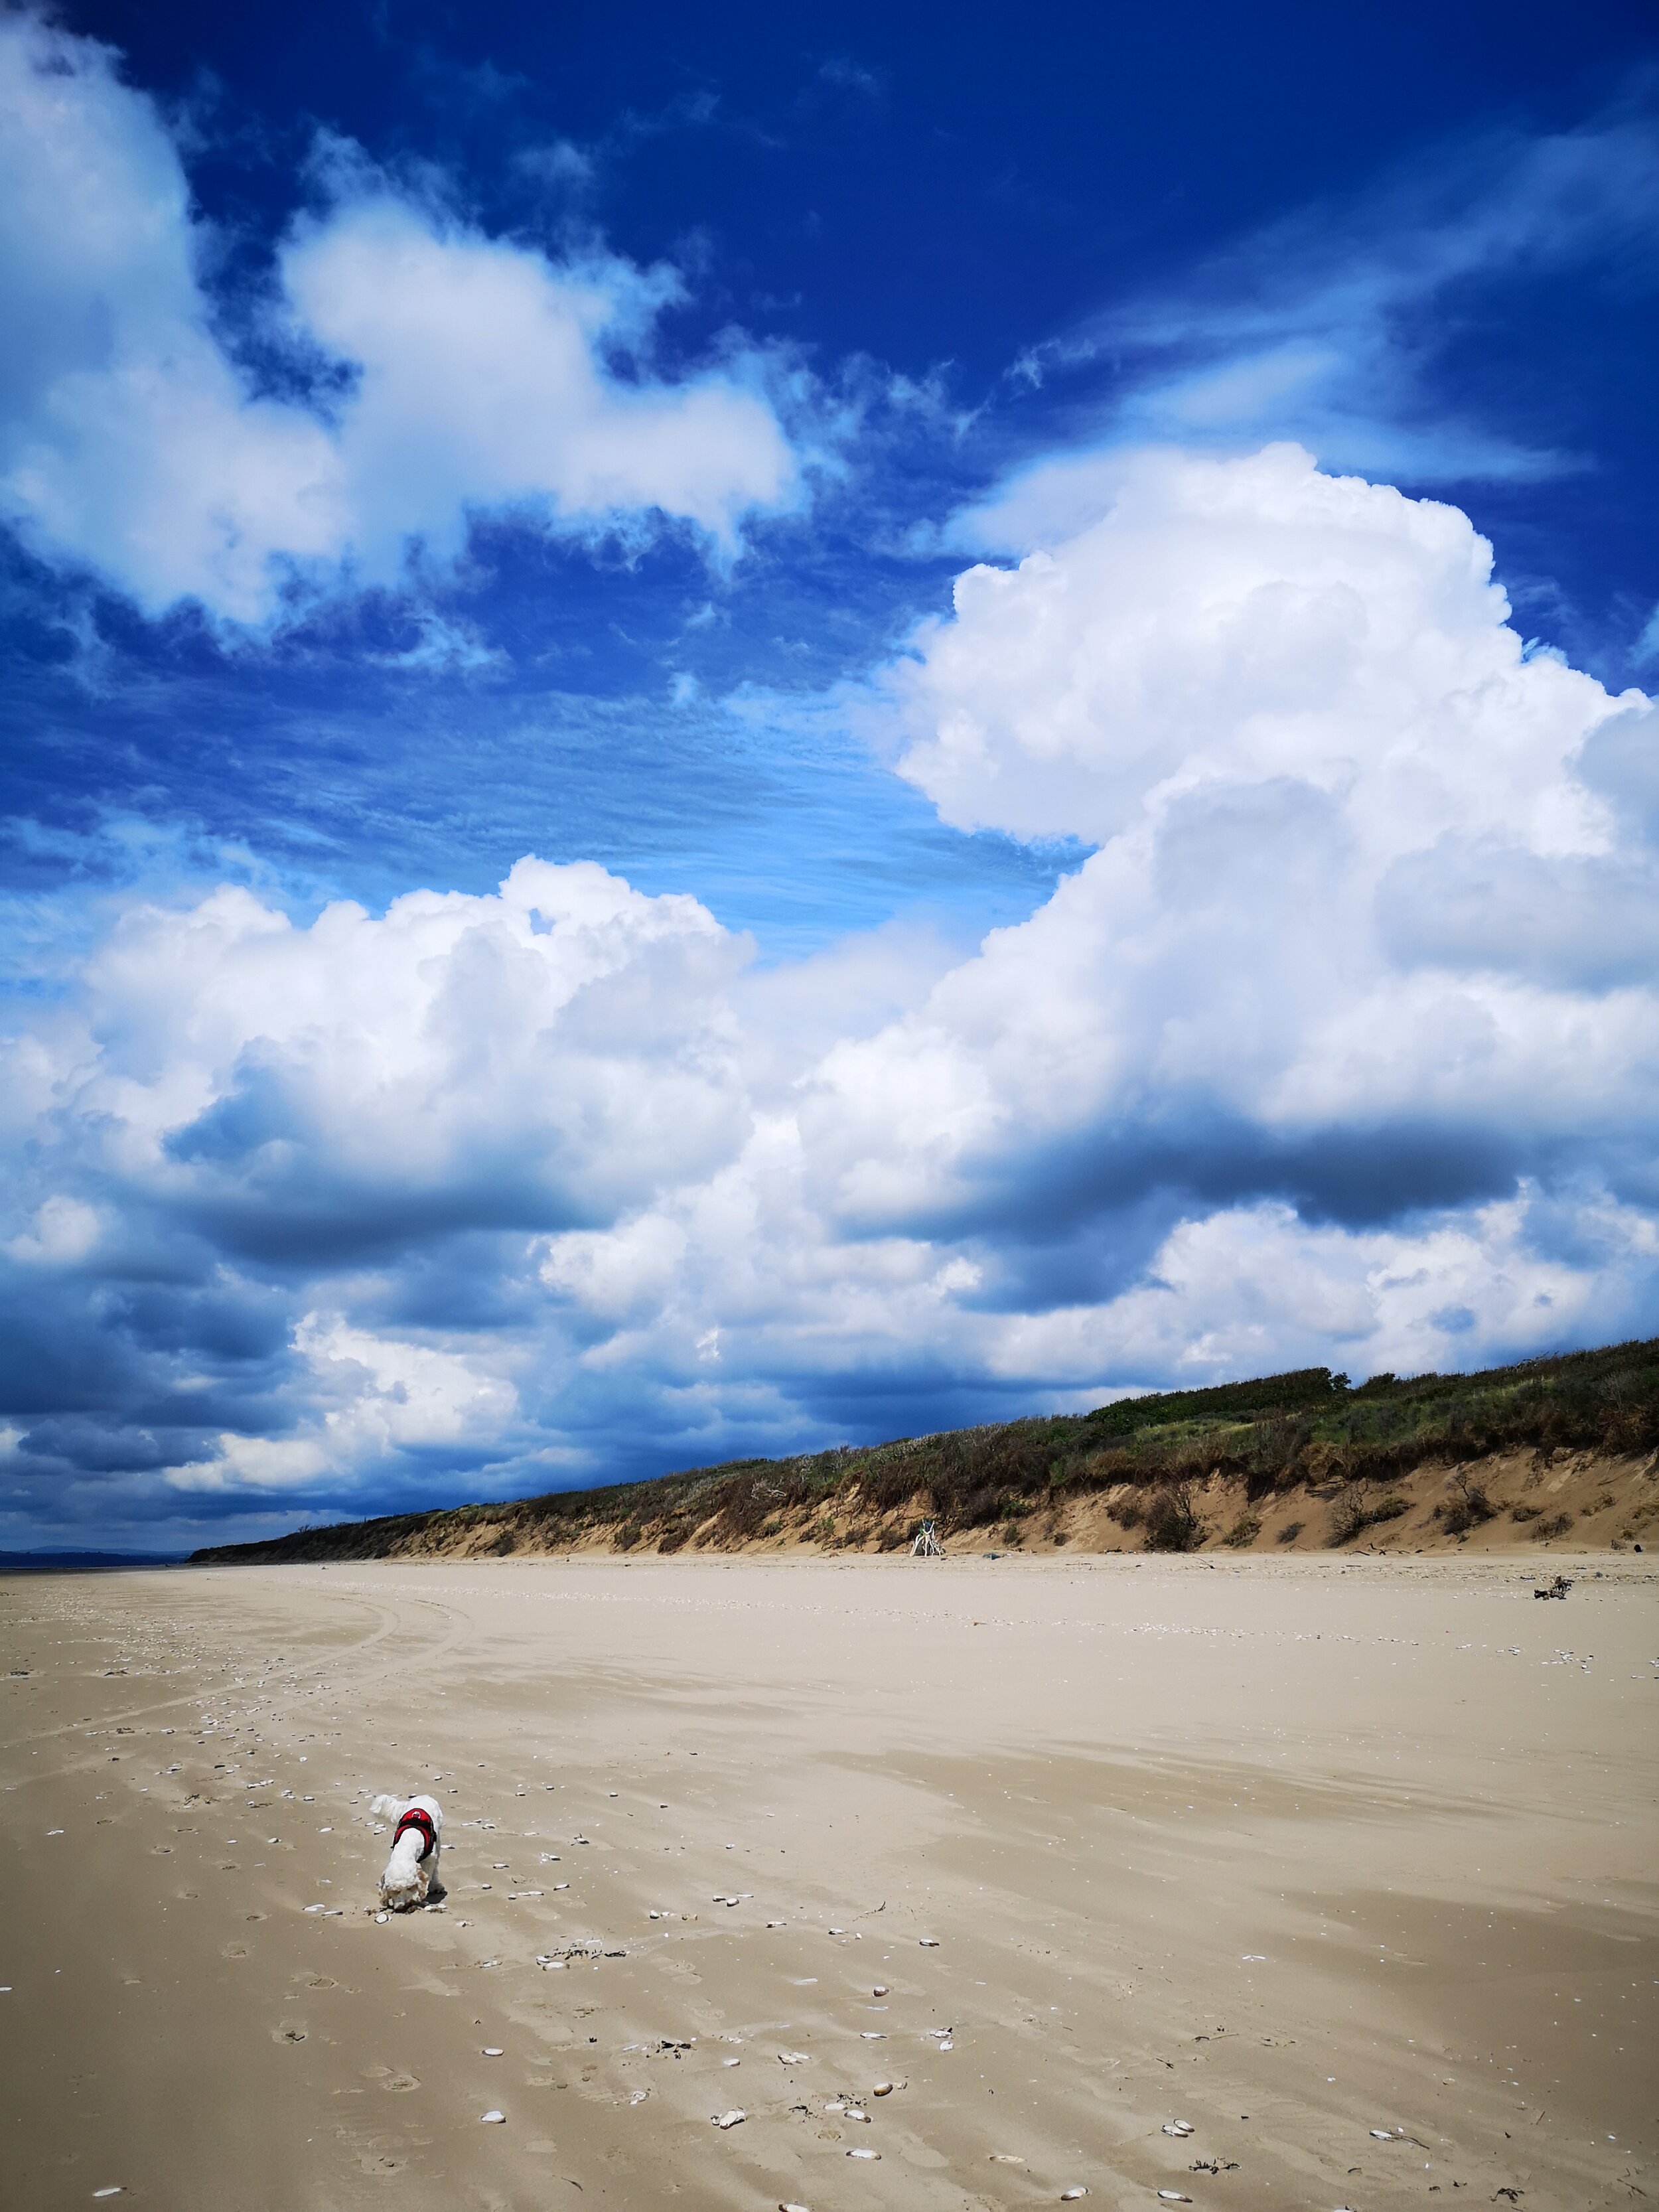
[2,1553,1654,2211]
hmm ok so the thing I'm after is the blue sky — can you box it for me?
[1,1,1656,1549]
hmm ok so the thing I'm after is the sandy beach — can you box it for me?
[3,1553,1654,2211]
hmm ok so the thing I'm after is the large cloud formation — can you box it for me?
[843,442,1656,1299]
[0,15,799,622]
[3,444,1656,1544]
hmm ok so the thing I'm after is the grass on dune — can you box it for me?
[193,1335,1659,1563]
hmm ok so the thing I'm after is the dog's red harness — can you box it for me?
[392,1806,437,1862]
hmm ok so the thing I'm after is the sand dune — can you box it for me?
[3,1554,1655,2209]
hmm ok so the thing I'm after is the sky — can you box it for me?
[1,1,1656,1551]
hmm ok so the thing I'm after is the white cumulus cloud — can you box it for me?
[68,855,750,1235]
[0,15,800,623]
[878,443,1620,847]
[167,1316,522,1493]
[818,447,1656,1272]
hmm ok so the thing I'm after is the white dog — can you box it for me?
[370,1791,445,1911]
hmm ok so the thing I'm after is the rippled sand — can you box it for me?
[2,1553,1654,2209]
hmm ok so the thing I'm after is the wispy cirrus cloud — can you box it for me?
[975,110,1659,552]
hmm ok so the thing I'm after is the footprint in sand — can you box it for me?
[304,1974,337,1990]
[367,2068,421,2094]
[221,1944,248,1960]
[275,2024,308,2044]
